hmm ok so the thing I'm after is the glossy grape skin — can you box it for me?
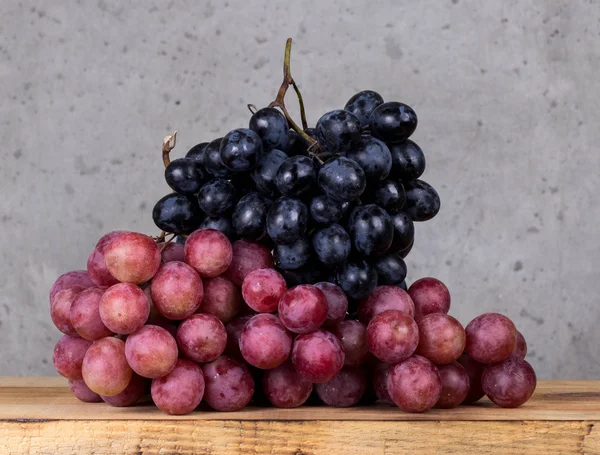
[403,180,441,222]
[370,102,418,143]
[366,310,419,363]
[374,180,406,213]
[198,216,235,239]
[266,197,308,245]
[82,337,132,396]
[315,109,362,153]
[241,268,287,313]
[249,107,290,152]
[278,285,328,334]
[387,355,442,413]
[197,179,236,217]
[87,231,123,287]
[185,228,233,278]
[185,142,208,161]
[151,358,205,415]
[275,156,317,198]
[165,158,205,195]
[176,313,227,363]
[482,357,537,408]
[231,192,271,240]
[318,156,366,202]
[408,277,451,320]
[336,259,378,300]
[224,240,274,286]
[314,282,348,327]
[344,90,384,127]
[125,325,178,379]
[201,138,232,178]
[262,361,313,408]
[315,367,366,407]
[372,362,393,404]
[373,252,407,285]
[99,283,150,334]
[358,285,415,323]
[312,224,351,266]
[274,237,312,270]
[346,136,392,182]
[239,314,292,369]
[348,204,394,256]
[465,313,517,364]
[219,128,263,172]
[252,149,288,196]
[150,261,203,320]
[200,276,242,323]
[50,286,85,335]
[332,320,369,366]
[513,331,527,360]
[50,270,94,301]
[102,373,148,407]
[69,379,102,403]
[416,313,466,365]
[436,362,470,409]
[457,353,486,404]
[153,193,203,235]
[388,139,426,180]
[292,330,345,383]
[202,355,255,411]
[107,233,162,284]
[53,335,93,380]
[70,287,113,341]
[387,212,414,253]
[309,195,343,224]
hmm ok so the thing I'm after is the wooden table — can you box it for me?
[0,377,598,454]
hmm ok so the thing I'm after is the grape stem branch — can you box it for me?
[162,131,177,169]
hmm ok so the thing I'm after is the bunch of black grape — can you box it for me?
[152,90,440,301]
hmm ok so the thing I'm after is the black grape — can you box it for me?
[164,158,205,195]
[348,204,394,256]
[318,157,366,202]
[312,224,351,266]
[152,193,203,235]
[337,259,378,300]
[315,110,362,153]
[388,211,415,252]
[266,197,308,245]
[185,142,208,161]
[388,139,426,180]
[275,156,317,198]
[370,102,417,143]
[373,252,407,285]
[199,216,235,239]
[274,237,312,270]
[232,192,271,240]
[249,107,290,152]
[398,239,413,259]
[309,195,343,224]
[197,179,236,217]
[396,280,408,291]
[374,179,406,213]
[403,180,440,221]
[252,149,287,196]
[220,128,263,172]
[201,138,233,178]
[279,260,326,287]
[344,90,384,127]
[346,136,392,182]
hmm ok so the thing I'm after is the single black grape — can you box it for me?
[309,195,343,224]
[249,107,290,152]
[197,179,236,217]
[274,237,312,270]
[373,252,407,285]
[388,211,415,252]
[370,102,417,143]
[388,139,426,180]
[398,239,413,258]
[374,179,406,213]
[164,158,205,195]
[348,204,394,256]
[152,193,203,235]
[199,215,235,239]
[346,136,392,182]
[318,156,366,202]
[315,110,362,153]
[201,138,233,178]
[266,197,308,245]
[344,90,384,127]
[403,180,440,221]
[219,128,263,172]
[337,259,378,300]
[312,224,351,266]
[275,156,317,198]
[185,142,208,161]
[232,192,271,240]
[252,149,287,196]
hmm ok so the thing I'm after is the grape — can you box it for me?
[160,241,185,263]
[201,137,232,178]
[165,158,205,195]
[416,313,465,365]
[373,252,407,285]
[396,280,408,291]
[279,260,327,286]
[348,204,393,256]
[50,270,94,301]
[387,355,441,413]
[219,128,263,172]
[346,136,392,182]
[150,261,203,320]
[252,149,288,196]
[358,285,415,323]
[388,212,415,253]
[399,240,414,258]
[99,283,150,334]
[231,192,271,240]
[70,287,113,341]
[197,179,236,217]
[82,337,132,396]
[198,216,235,239]
[465,313,517,364]
[366,310,419,363]
[87,233,121,287]
[275,156,317,198]
[403,180,441,222]
[436,362,470,409]
[309,195,343,224]
[262,360,313,408]
[336,259,378,300]
[315,367,366,407]
[274,237,312,270]
[482,357,536,408]
[408,277,451,320]
[241,268,287,313]
[249,107,290,152]
[185,228,233,278]
[102,373,148,407]
[344,90,384,127]
[224,240,274,285]
[240,314,292,369]
[457,353,486,404]
[224,315,253,358]
[176,313,227,363]
[312,224,351,266]
[125,325,178,379]
[370,102,417,143]
[266,197,308,245]
[292,330,345,383]
[200,276,242,324]
[372,362,393,404]
[151,358,205,415]
[50,286,85,335]
[332,320,369,366]
[69,379,102,402]
[318,156,366,202]
[278,285,328,333]
[373,180,406,213]
[315,110,362,153]
[388,139,426,180]
[152,193,203,235]
[202,355,254,411]
[513,330,527,360]
[53,335,93,380]
[185,142,208,161]
[314,282,348,326]
[104,232,161,284]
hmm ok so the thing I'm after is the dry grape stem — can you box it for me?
[162,131,177,168]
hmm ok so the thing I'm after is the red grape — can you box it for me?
[224,240,274,285]
[184,229,233,277]
[125,325,178,378]
[314,282,348,326]
[291,330,345,383]
[202,355,254,411]
[87,231,125,287]
[176,313,227,363]
[70,287,113,341]
[68,379,102,403]
[513,330,527,360]
[332,320,370,367]
[242,268,287,313]
[416,313,465,365]
[224,315,253,358]
[82,337,132,396]
[465,313,517,364]
[99,283,149,334]
[408,277,451,320]
[435,362,470,409]
[200,276,242,323]
[262,361,313,408]
[457,353,487,404]
[101,373,148,407]
[358,285,415,323]
[50,270,94,301]
[104,232,161,284]
[150,261,203,320]
[315,367,366,407]
[50,286,86,335]
[482,357,537,408]
[278,285,328,333]
[151,358,205,415]
[161,242,185,263]
[53,335,93,380]
[387,355,442,413]
[239,314,292,369]
[372,362,393,405]
[366,310,419,363]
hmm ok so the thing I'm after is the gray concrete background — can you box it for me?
[1,0,598,378]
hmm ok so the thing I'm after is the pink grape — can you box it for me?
[239,314,292,369]
[101,374,148,407]
[416,313,466,365]
[70,287,113,341]
[291,330,345,383]
[358,285,415,323]
[435,362,470,409]
[125,325,178,378]
[50,286,86,335]
[150,261,203,320]
[224,240,274,285]
[202,355,254,411]
[224,315,253,358]
[50,270,94,301]
[68,379,102,403]
[408,277,451,320]
[513,330,527,360]
[241,268,287,313]
[87,231,125,287]
[262,361,313,408]
[200,276,242,323]
[104,232,161,284]
[387,355,442,413]
[161,242,185,262]
[82,337,132,396]
[332,320,370,367]
[53,335,93,380]
[315,367,366,407]
[314,282,348,326]
[184,229,233,277]
[99,283,150,334]
[366,310,419,364]
[457,353,487,404]
[176,313,227,363]
[465,313,517,364]
[151,358,205,415]
[278,285,328,334]
[482,357,537,408]
[372,362,393,404]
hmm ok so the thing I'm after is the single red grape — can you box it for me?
[68,379,102,403]
[435,362,470,409]
[372,362,393,405]
[101,373,148,407]
[150,261,203,320]
[50,285,86,335]
[104,232,161,284]
[465,313,517,364]
[457,353,487,404]
[278,285,328,334]
[200,276,242,323]
[366,310,419,363]
[291,330,345,383]
[408,277,451,320]
[315,367,366,407]
[53,335,93,380]
[332,320,370,367]
[99,283,150,334]
[82,337,132,396]
[160,242,185,263]
[50,270,94,301]
[513,330,527,360]
[314,282,348,326]
[242,268,287,313]
[202,355,254,411]
[184,229,233,277]
[224,240,274,285]
[70,287,113,341]
[387,355,442,413]
[176,313,227,363]
[358,285,415,323]
[416,313,465,365]
[151,358,205,415]
[262,361,313,408]
[125,325,178,379]
[482,357,537,408]
[239,314,292,369]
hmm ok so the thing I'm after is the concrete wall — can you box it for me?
[1,0,599,378]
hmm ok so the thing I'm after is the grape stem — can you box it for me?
[162,131,177,169]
